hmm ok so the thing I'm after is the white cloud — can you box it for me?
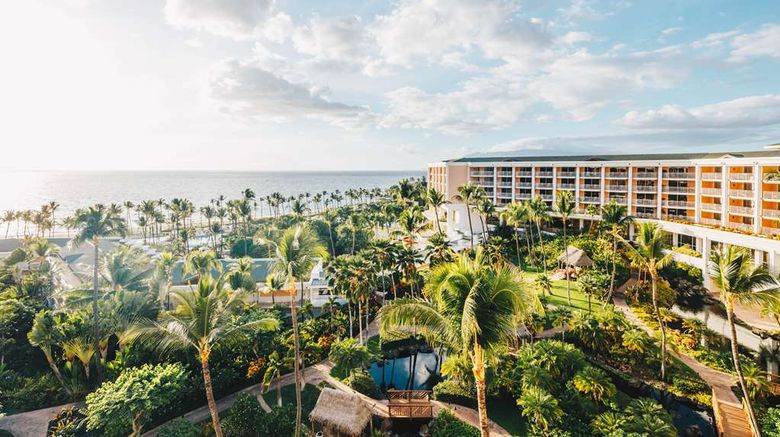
[208,60,375,128]
[163,0,275,39]
[292,16,373,71]
[661,27,683,36]
[380,76,533,134]
[561,31,593,45]
[729,24,780,62]
[617,94,780,129]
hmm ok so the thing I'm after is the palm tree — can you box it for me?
[615,222,674,380]
[262,351,290,407]
[528,197,550,274]
[500,202,530,266]
[601,201,632,304]
[127,275,279,437]
[380,249,539,437]
[534,273,552,297]
[183,249,221,281]
[395,208,429,248]
[426,188,446,234]
[28,311,72,396]
[454,183,482,248]
[555,190,575,304]
[516,385,563,432]
[155,252,176,309]
[262,225,327,437]
[572,366,616,403]
[476,198,495,243]
[2,210,15,238]
[709,246,780,435]
[71,204,127,380]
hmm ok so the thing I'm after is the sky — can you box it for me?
[1,0,779,171]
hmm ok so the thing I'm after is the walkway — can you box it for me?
[0,402,80,437]
[612,279,752,437]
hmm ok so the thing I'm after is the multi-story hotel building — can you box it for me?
[427,149,780,279]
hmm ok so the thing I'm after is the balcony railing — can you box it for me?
[701,172,723,180]
[469,172,494,177]
[558,183,575,189]
[729,189,754,198]
[635,185,657,193]
[664,200,695,208]
[516,171,532,177]
[762,226,780,236]
[662,214,693,222]
[536,171,553,177]
[497,181,512,188]
[515,182,532,188]
[517,193,532,200]
[607,172,628,178]
[540,194,553,201]
[582,171,601,178]
[727,222,754,233]
[634,198,657,206]
[580,197,601,204]
[729,173,754,181]
[763,209,780,219]
[664,172,694,179]
[606,185,627,192]
[701,188,722,196]
[664,186,695,194]
[635,171,658,179]
[634,212,657,219]
[608,197,627,205]
[537,183,553,189]
[700,218,722,226]
[497,192,513,199]
[729,206,755,215]
[557,171,576,177]
[764,191,780,200]
[701,203,722,212]
[582,184,601,191]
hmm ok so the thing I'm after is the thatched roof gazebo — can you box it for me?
[557,245,593,268]
[309,388,372,437]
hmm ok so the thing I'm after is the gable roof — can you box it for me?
[446,150,780,163]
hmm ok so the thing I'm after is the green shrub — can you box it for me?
[0,372,69,414]
[0,431,14,437]
[47,407,94,437]
[156,418,200,437]
[429,410,480,437]
[343,369,380,399]
[432,379,477,409]
[221,393,264,437]
[760,407,780,437]
[259,406,296,436]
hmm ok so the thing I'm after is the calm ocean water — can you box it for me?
[0,170,424,218]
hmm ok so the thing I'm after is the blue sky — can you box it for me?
[1,0,779,171]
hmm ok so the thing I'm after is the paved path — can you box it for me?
[0,402,80,437]
[612,280,751,437]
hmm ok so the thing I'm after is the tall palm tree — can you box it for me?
[155,252,176,309]
[395,208,429,248]
[263,225,327,437]
[426,188,446,234]
[28,311,72,396]
[528,197,550,274]
[476,198,496,243]
[128,275,278,437]
[454,183,482,248]
[380,249,539,437]
[709,246,780,435]
[555,190,575,304]
[500,202,530,266]
[262,351,290,407]
[601,201,632,304]
[615,222,674,380]
[71,204,127,380]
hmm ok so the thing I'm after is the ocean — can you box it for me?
[0,170,424,219]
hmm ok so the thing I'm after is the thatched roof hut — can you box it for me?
[557,245,593,268]
[309,388,372,437]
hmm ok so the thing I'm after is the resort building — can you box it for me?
[428,149,780,281]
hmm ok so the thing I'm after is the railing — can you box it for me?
[763,209,780,218]
[702,172,723,180]
[701,188,723,196]
[664,186,695,194]
[469,172,494,177]
[557,171,576,177]
[608,197,627,204]
[582,184,601,190]
[635,185,657,192]
[730,173,754,181]
[537,183,553,189]
[497,192,513,199]
[762,226,780,236]
[515,182,532,188]
[664,200,695,208]
[497,171,512,177]
[767,372,780,395]
[729,206,754,215]
[764,191,780,200]
[662,214,693,222]
[582,171,601,178]
[475,182,494,188]
[712,389,725,437]
[516,171,532,177]
[580,197,601,204]
[727,222,754,233]
[664,172,694,179]
[536,171,553,177]
[517,193,532,200]
[730,189,754,198]
[701,203,722,212]
[635,212,657,219]
[387,391,434,419]
[497,181,512,188]
[540,194,553,201]
[635,171,658,179]
[607,172,628,178]
[634,199,657,206]
[701,218,722,226]
[558,183,575,189]
[743,397,760,437]
[606,185,627,192]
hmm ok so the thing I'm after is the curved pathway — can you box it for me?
[612,279,751,437]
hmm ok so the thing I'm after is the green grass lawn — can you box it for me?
[522,268,603,314]
[486,397,528,436]
[261,382,326,425]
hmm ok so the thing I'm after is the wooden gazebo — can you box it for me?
[557,245,593,268]
[309,388,372,437]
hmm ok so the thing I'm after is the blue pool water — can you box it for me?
[369,352,440,391]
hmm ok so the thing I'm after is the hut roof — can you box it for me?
[309,388,371,437]
[557,245,593,267]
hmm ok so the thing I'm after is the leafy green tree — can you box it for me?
[85,363,187,437]
[516,385,563,432]
[600,201,631,303]
[571,366,616,403]
[591,411,627,436]
[709,246,780,433]
[262,351,291,407]
[427,188,446,234]
[380,249,539,437]
[528,197,550,274]
[27,311,72,396]
[454,183,482,248]
[329,338,370,378]
[500,201,531,266]
[127,275,279,437]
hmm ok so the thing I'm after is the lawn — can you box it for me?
[486,397,528,436]
[261,382,327,425]
[522,268,603,314]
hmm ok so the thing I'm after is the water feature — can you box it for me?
[369,352,441,392]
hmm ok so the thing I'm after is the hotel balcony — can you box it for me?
[608,197,627,205]
[635,212,657,219]
[536,171,553,177]
[537,182,553,189]
[582,184,601,191]
[497,171,512,177]
[580,197,601,204]
[516,192,532,200]
[515,182,532,188]
[582,171,601,178]
[762,226,780,236]
[634,198,657,206]
[607,171,628,179]
[729,189,754,199]
[729,173,755,181]
[558,183,575,189]
[540,194,553,201]
[469,171,494,177]
[764,191,780,200]
[664,200,695,209]
[558,171,576,177]
[662,214,693,222]
[497,181,512,188]
[701,172,723,181]
[664,186,695,194]
[635,171,658,179]
[701,188,722,196]
[701,203,722,212]
[727,222,754,233]
[763,209,780,219]
[606,184,627,192]
[663,172,694,180]
[729,206,755,216]
[497,192,513,199]
[635,185,657,193]
[516,171,532,177]
[700,217,722,226]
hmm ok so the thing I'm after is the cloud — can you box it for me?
[729,24,780,62]
[617,94,780,129]
[163,0,275,39]
[292,16,374,71]
[661,27,683,36]
[561,31,593,45]
[380,76,533,134]
[208,60,375,127]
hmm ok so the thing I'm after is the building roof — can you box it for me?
[309,388,371,436]
[557,245,593,267]
[446,150,780,163]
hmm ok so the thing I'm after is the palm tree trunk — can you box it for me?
[524,224,533,263]
[726,300,762,435]
[536,221,547,274]
[434,207,442,234]
[289,279,303,437]
[606,233,618,306]
[92,239,102,382]
[479,215,487,243]
[651,272,666,381]
[563,218,571,305]
[44,350,73,397]
[357,299,364,345]
[201,357,224,437]
[473,348,490,437]
[512,225,521,266]
[466,201,474,248]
